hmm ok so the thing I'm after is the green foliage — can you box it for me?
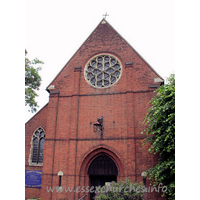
[25,49,44,112]
[94,179,144,200]
[142,74,175,199]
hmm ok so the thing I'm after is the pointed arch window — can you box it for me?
[30,127,45,165]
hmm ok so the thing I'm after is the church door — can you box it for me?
[87,154,118,200]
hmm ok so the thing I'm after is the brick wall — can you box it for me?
[25,104,48,199]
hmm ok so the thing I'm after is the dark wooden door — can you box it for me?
[90,175,116,200]
[87,154,118,200]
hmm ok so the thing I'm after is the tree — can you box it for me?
[142,74,175,199]
[25,49,44,112]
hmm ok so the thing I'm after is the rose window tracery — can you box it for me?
[84,54,122,88]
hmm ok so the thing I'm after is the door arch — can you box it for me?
[78,146,124,200]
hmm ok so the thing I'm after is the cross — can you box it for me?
[103,12,109,19]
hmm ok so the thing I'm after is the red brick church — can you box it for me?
[25,19,164,200]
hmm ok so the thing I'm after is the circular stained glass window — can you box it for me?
[84,54,122,88]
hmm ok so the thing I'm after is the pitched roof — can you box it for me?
[25,103,48,125]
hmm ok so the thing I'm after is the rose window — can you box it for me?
[84,54,122,88]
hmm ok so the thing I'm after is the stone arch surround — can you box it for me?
[78,145,125,199]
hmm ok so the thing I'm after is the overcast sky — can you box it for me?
[25,0,175,122]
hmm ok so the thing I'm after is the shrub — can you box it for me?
[94,179,144,200]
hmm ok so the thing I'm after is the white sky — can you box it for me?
[25,0,175,122]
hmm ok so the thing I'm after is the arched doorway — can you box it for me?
[87,154,118,200]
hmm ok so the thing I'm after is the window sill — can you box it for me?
[29,163,43,167]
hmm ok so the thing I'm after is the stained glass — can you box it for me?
[31,127,45,164]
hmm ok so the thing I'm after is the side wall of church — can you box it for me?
[25,104,48,200]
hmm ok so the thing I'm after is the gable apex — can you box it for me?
[46,19,163,92]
